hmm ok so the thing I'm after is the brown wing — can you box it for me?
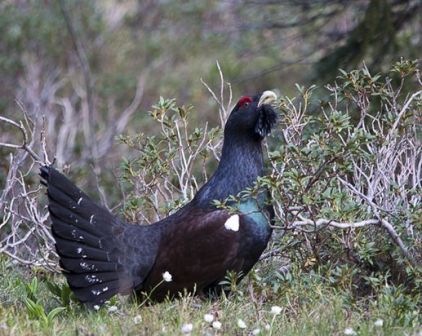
[141,208,246,300]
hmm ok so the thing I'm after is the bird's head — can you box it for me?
[224,90,278,141]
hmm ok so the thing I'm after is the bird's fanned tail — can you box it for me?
[40,166,137,306]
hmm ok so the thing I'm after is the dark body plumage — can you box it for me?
[40,91,278,306]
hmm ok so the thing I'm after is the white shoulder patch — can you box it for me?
[224,214,240,232]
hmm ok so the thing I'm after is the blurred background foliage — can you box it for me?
[0,0,420,115]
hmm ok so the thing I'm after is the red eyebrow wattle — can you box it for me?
[238,96,252,106]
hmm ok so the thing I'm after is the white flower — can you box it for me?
[344,327,356,335]
[252,328,261,335]
[93,305,100,311]
[237,319,247,329]
[374,319,383,327]
[204,314,214,323]
[270,305,282,315]
[212,321,222,330]
[181,323,193,334]
[162,271,172,282]
[107,305,118,313]
[133,315,142,324]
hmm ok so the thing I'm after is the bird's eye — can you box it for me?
[238,96,252,108]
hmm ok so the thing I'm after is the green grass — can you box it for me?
[0,257,420,336]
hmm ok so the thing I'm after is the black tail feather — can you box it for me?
[66,272,119,287]
[54,237,112,261]
[41,166,88,201]
[49,204,104,238]
[52,221,104,248]
[60,257,122,274]
[40,165,136,306]
[71,280,126,304]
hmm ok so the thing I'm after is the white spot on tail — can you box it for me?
[102,286,108,292]
[92,289,101,296]
[77,247,82,254]
[80,262,89,270]
[224,215,240,231]
[86,274,101,284]
[80,262,95,271]
[89,214,95,224]
[77,197,83,205]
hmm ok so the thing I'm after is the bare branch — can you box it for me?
[0,115,42,163]
[201,61,233,127]
[286,215,417,267]
[387,90,422,142]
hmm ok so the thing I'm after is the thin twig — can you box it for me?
[0,116,42,162]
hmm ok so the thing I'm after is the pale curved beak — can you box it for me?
[258,90,277,107]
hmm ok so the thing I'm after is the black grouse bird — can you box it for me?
[40,90,278,306]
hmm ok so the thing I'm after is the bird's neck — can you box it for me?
[194,135,264,206]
